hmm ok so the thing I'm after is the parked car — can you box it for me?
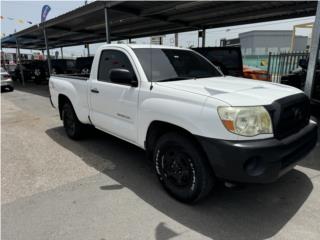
[1,66,14,91]
[49,44,317,203]
[192,47,243,77]
[281,58,320,103]
[75,56,94,74]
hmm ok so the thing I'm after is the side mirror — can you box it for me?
[109,68,138,87]
[298,59,308,69]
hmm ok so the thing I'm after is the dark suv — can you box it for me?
[75,57,94,74]
[51,59,76,75]
[10,60,48,84]
[281,59,320,104]
[192,47,243,77]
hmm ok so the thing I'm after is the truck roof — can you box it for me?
[101,43,184,50]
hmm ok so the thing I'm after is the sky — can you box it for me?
[0,0,316,57]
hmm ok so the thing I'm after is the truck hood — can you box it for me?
[156,76,302,106]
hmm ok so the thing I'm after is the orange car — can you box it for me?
[243,65,271,81]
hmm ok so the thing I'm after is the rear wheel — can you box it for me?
[81,68,90,75]
[153,132,214,203]
[62,103,85,140]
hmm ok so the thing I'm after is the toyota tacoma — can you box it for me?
[49,44,318,203]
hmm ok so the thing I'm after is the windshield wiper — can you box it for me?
[156,77,195,82]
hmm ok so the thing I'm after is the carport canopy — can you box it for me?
[1,1,318,50]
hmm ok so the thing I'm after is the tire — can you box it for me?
[52,68,57,75]
[1,86,14,92]
[62,102,85,140]
[34,68,42,85]
[153,132,214,203]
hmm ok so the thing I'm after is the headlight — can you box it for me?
[217,106,273,136]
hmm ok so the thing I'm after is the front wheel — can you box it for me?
[34,68,43,85]
[62,103,85,140]
[52,68,57,75]
[153,132,215,203]
[7,86,14,92]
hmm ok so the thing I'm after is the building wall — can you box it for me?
[239,30,308,55]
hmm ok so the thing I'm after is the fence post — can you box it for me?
[283,51,290,76]
[275,53,281,83]
[267,52,272,81]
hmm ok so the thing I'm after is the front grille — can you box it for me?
[266,93,310,140]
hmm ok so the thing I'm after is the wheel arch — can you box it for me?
[58,94,72,120]
[144,120,207,162]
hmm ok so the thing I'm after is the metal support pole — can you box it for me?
[174,33,178,47]
[15,38,25,86]
[60,47,64,59]
[267,52,272,81]
[290,26,296,52]
[43,25,52,75]
[15,45,18,62]
[305,2,320,98]
[202,29,206,48]
[87,44,90,57]
[197,31,200,48]
[2,47,7,69]
[104,7,111,43]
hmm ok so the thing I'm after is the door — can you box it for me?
[89,49,139,143]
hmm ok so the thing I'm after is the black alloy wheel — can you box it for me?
[161,147,195,189]
[154,132,214,203]
[62,103,85,140]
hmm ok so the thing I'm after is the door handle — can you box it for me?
[91,88,99,93]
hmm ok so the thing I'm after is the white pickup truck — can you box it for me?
[49,44,317,203]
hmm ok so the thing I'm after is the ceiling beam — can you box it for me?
[203,11,316,30]
[41,1,124,28]
[47,26,104,39]
[138,1,214,17]
[167,1,264,22]
[110,5,199,30]
[192,2,317,27]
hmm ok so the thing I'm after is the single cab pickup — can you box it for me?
[49,44,318,203]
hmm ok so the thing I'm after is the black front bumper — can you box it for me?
[197,121,318,183]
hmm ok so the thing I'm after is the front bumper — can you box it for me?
[197,121,318,183]
[1,79,14,87]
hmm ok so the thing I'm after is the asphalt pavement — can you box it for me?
[1,84,320,240]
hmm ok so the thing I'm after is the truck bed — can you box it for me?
[49,73,90,124]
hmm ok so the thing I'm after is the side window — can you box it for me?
[98,50,136,83]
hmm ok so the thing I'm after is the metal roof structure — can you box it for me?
[1,1,318,50]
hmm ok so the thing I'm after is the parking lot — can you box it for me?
[1,84,320,240]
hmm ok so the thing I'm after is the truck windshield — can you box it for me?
[133,48,222,82]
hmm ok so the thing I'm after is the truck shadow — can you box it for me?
[46,127,313,240]
[14,82,50,98]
